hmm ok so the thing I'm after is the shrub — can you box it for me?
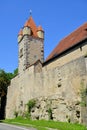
[26,99,36,113]
[48,108,53,120]
[14,111,18,118]
[23,111,31,119]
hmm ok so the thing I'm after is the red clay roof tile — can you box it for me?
[18,29,23,36]
[18,16,44,39]
[24,16,38,37]
[46,22,87,61]
[37,26,43,31]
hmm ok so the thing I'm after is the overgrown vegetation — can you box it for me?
[3,117,87,130]
[26,99,36,113]
[25,99,36,118]
[66,115,71,123]
[14,111,18,118]
[47,108,53,120]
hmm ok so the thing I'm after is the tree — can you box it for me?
[13,68,18,78]
[0,68,18,96]
[0,69,11,119]
[0,68,18,119]
[0,69,10,96]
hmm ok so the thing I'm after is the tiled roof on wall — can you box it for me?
[46,22,87,61]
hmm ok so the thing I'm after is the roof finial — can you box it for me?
[30,9,32,16]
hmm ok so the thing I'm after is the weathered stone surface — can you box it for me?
[6,56,87,125]
[23,95,82,123]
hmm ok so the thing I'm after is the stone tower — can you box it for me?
[17,16,44,74]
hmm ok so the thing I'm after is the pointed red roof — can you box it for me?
[18,29,23,36]
[46,22,87,61]
[37,26,44,31]
[18,16,44,38]
[24,16,38,37]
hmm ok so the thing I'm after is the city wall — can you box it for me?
[6,56,87,123]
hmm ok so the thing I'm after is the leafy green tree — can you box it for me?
[13,68,18,78]
[0,68,18,96]
[0,69,10,96]
[0,69,11,119]
[6,72,13,80]
[0,68,18,119]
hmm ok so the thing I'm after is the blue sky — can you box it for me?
[0,0,87,72]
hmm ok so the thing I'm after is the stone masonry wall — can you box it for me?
[6,56,87,124]
[18,35,44,74]
[29,95,81,123]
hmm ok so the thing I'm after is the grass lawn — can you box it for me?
[2,117,87,130]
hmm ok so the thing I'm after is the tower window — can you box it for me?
[80,46,82,51]
[34,55,38,59]
[20,48,23,58]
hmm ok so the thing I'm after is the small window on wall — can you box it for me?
[80,46,82,51]
[34,55,38,59]
[20,48,23,58]
[20,100,23,107]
